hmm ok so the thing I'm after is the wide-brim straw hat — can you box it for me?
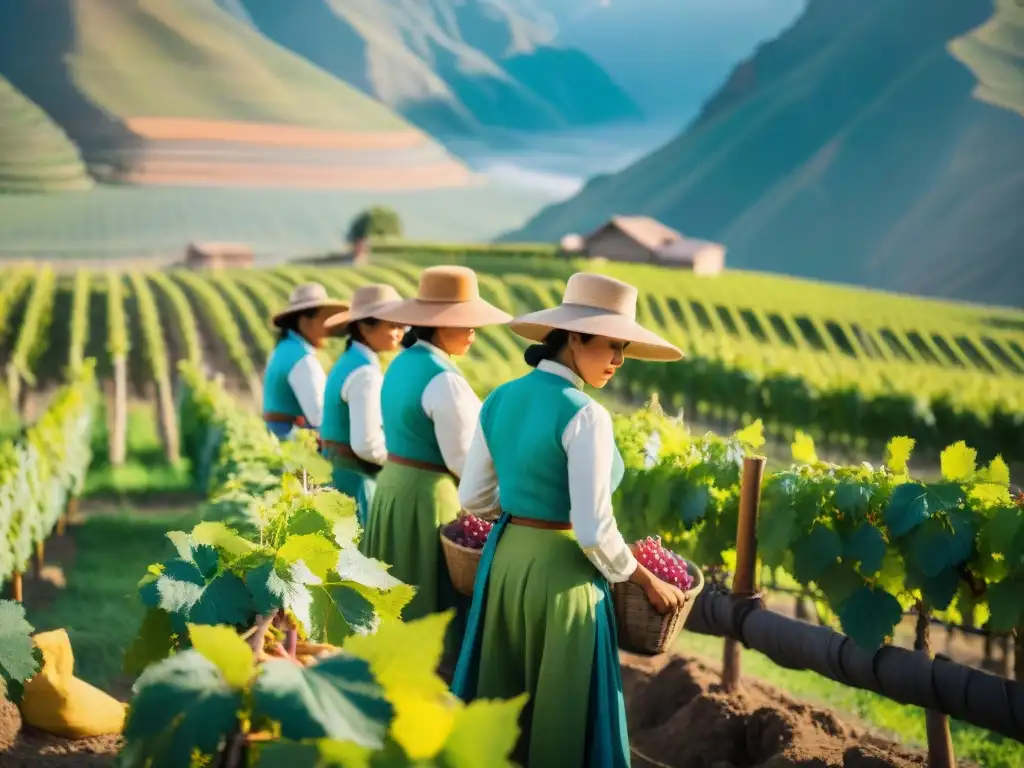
[272,282,349,327]
[374,266,511,328]
[509,273,683,362]
[326,284,404,335]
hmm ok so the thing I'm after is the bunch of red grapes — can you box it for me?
[632,536,694,591]
[445,514,494,550]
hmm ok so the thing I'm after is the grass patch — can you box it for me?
[25,507,200,692]
[678,632,1024,768]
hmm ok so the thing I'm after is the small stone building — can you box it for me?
[184,242,254,270]
[580,216,726,274]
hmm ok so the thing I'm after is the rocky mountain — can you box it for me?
[236,0,642,137]
[507,0,1024,307]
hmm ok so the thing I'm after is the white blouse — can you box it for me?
[458,360,639,584]
[339,342,388,466]
[287,352,327,429]
[417,340,482,477]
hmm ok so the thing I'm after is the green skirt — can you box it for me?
[360,462,468,655]
[452,514,630,767]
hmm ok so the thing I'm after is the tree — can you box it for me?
[347,206,403,263]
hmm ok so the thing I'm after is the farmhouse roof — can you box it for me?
[588,216,683,251]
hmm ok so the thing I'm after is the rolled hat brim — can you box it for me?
[510,305,682,361]
[326,299,405,335]
[374,297,511,328]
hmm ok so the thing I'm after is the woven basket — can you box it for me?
[613,560,704,655]
[440,530,483,597]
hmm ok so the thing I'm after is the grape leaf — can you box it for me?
[791,431,818,465]
[0,599,40,701]
[140,551,253,633]
[335,548,403,592]
[940,441,976,482]
[676,483,711,527]
[883,483,929,538]
[440,695,528,768]
[917,569,959,612]
[252,740,373,768]
[187,624,255,689]
[906,511,974,578]
[278,533,339,581]
[834,482,871,521]
[843,523,886,576]
[343,612,455,760]
[978,455,1010,486]
[247,560,320,633]
[816,563,863,608]
[190,522,256,557]
[986,578,1024,633]
[757,506,796,569]
[252,656,392,747]
[978,505,1022,556]
[123,607,177,676]
[732,420,765,451]
[792,525,842,584]
[122,650,241,768]
[309,580,379,643]
[924,483,966,514]
[838,586,902,650]
[884,436,915,475]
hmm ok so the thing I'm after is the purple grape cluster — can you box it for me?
[444,514,493,550]
[632,536,694,590]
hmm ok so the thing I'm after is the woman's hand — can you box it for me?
[628,563,686,615]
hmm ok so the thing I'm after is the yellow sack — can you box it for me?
[19,629,127,738]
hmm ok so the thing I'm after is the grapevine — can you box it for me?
[173,270,256,382]
[67,269,90,374]
[146,270,202,366]
[126,272,170,384]
[105,271,128,359]
[6,265,55,400]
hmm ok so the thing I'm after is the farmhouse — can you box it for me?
[581,216,726,274]
[184,242,254,270]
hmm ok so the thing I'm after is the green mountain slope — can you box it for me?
[237,0,642,136]
[508,0,1024,307]
[0,76,92,193]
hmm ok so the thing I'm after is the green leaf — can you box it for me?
[940,441,976,482]
[978,506,1021,556]
[907,511,974,578]
[309,581,377,643]
[140,555,253,633]
[187,624,255,689]
[252,656,392,747]
[677,483,711,527]
[124,608,177,676]
[190,522,257,557]
[816,563,863,608]
[246,560,319,633]
[987,578,1024,633]
[918,569,959,611]
[924,483,966,514]
[0,599,40,701]
[883,483,929,538]
[440,695,528,767]
[335,548,404,592]
[884,436,915,475]
[758,507,796,569]
[123,650,241,768]
[278,533,340,581]
[792,525,842,584]
[838,586,902,650]
[834,481,871,521]
[843,524,886,576]
[252,740,373,768]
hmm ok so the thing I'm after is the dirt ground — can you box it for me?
[621,653,933,768]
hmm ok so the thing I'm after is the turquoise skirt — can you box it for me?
[325,455,376,530]
[452,511,630,767]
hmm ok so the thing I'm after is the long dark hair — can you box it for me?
[524,329,594,367]
[401,325,438,349]
[277,308,320,343]
[346,318,380,350]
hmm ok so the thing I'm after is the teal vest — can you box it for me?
[381,344,460,465]
[480,368,624,523]
[263,331,315,417]
[321,343,375,443]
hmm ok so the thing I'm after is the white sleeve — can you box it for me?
[341,365,387,465]
[421,372,481,478]
[458,421,500,519]
[564,401,638,583]
[288,355,327,428]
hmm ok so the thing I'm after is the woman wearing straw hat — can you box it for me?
[320,284,406,527]
[452,272,686,768]
[263,282,349,440]
[362,266,511,629]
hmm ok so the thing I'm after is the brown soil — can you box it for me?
[0,700,121,767]
[621,653,930,768]
[123,119,430,149]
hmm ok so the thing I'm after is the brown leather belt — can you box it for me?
[388,453,457,481]
[323,440,383,476]
[509,516,572,531]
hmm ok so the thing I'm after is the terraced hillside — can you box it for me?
[0,0,471,189]
[0,76,92,193]
[1,252,1021,462]
[509,0,1024,307]
[237,0,642,136]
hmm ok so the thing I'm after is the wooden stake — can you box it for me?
[722,455,766,692]
[12,571,22,602]
[34,541,45,578]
